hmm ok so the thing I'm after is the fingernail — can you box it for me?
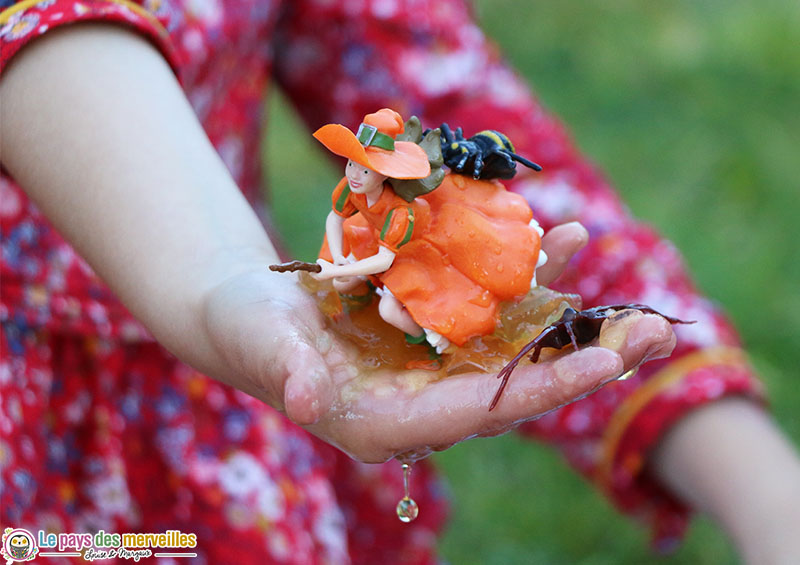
[598,309,645,352]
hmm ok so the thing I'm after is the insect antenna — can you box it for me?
[508,152,542,171]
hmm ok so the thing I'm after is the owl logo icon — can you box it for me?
[1,528,38,563]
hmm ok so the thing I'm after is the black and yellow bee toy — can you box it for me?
[437,122,542,180]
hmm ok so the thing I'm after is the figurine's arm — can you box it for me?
[315,245,395,280]
[318,200,414,280]
[324,210,347,263]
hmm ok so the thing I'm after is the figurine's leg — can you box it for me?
[377,288,424,337]
[378,288,452,353]
[333,275,367,293]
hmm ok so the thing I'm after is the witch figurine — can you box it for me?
[312,108,546,352]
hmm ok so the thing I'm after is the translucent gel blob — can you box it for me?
[299,273,581,383]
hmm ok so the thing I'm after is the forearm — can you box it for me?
[326,246,395,278]
[0,24,277,376]
[324,211,346,260]
[651,398,800,564]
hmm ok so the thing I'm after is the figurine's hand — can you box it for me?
[332,254,350,266]
[202,267,676,464]
[313,258,364,293]
[312,258,339,280]
[329,254,365,292]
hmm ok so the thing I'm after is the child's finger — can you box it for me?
[536,221,588,287]
[323,309,678,463]
[403,346,623,443]
[330,346,624,463]
[598,310,677,366]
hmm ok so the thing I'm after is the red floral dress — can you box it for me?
[0,0,761,562]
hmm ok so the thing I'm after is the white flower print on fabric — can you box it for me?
[0,178,22,217]
[218,451,266,498]
[370,0,397,19]
[401,45,485,96]
[267,530,291,561]
[517,176,587,224]
[313,508,348,560]
[0,12,40,41]
[256,480,285,521]
[86,474,132,516]
[185,0,221,26]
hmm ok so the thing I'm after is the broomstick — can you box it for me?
[269,260,322,273]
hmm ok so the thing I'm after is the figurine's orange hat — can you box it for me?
[313,109,431,179]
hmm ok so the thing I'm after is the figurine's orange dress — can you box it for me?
[323,173,541,345]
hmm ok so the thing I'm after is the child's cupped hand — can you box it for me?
[202,222,677,463]
[0,24,674,464]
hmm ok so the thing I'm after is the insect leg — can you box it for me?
[565,321,580,351]
[472,151,484,179]
[455,152,470,172]
[490,328,554,411]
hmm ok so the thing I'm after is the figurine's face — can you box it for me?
[346,160,387,195]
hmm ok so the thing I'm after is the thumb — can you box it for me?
[282,341,335,426]
[536,222,589,287]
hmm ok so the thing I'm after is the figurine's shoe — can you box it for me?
[529,217,545,237]
[423,328,451,354]
[529,218,547,288]
[404,332,428,345]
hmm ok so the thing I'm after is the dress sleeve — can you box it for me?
[274,0,765,551]
[0,0,179,75]
[378,206,414,253]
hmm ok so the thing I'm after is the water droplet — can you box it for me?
[396,496,419,523]
[396,463,419,523]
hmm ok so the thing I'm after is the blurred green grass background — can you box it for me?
[264,1,800,562]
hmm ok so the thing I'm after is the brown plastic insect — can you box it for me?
[489,304,694,410]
